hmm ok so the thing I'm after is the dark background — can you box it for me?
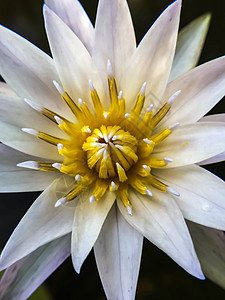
[0,0,225,299]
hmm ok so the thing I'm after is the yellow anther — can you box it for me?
[151,127,172,145]
[92,180,108,201]
[116,162,128,182]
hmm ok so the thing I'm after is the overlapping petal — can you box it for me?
[117,188,204,279]
[0,82,16,95]
[121,0,181,111]
[154,165,225,229]
[0,120,61,161]
[0,176,75,271]
[0,25,72,119]
[45,0,94,53]
[0,234,71,300]
[0,91,66,159]
[44,5,107,108]
[71,190,116,273]
[159,57,225,130]
[188,222,225,289]
[94,204,143,300]
[92,0,136,84]
[169,13,211,81]
[153,122,225,167]
[0,94,66,137]
[0,143,60,192]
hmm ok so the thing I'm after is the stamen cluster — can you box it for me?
[20,60,181,215]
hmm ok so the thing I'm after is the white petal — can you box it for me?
[197,115,225,164]
[0,25,72,119]
[94,204,143,300]
[0,82,16,95]
[200,114,225,123]
[44,5,106,108]
[160,57,225,130]
[154,165,225,230]
[169,13,211,81]
[121,0,181,111]
[153,122,225,168]
[0,121,61,161]
[93,0,136,83]
[0,175,75,271]
[0,234,70,300]
[117,189,204,279]
[188,222,225,289]
[71,190,116,273]
[0,94,66,138]
[198,152,225,165]
[45,0,94,53]
[0,143,59,192]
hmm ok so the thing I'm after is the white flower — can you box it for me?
[0,0,225,299]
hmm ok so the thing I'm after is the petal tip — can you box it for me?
[188,263,205,280]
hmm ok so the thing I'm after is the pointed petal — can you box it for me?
[154,165,225,230]
[118,189,204,279]
[0,25,71,118]
[0,93,66,137]
[0,82,16,95]
[197,115,225,164]
[45,0,94,53]
[169,13,211,81]
[153,122,225,167]
[94,204,143,300]
[198,152,225,165]
[0,175,75,271]
[121,0,181,111]
[0,120,61,161]
[71,190,116,273]
[200,114,225,123]
[197,114,225,164]
[188,222,225,289]
[0,91,65,160]
[0,143,59,192]
[93,0,136,83]
[44,5,106,108]
[0,234,70,300]
[160,57,225,129]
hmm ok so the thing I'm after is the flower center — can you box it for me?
[82,125,138,181]
[21,60,181,215]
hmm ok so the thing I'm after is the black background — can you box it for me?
[0,0,225,299]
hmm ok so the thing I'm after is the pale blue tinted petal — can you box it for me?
[0,234,71,300]
[188,222,225,289]
[0,175,75,271]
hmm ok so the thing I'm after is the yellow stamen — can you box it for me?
[26,72,179,213]
[116,162,128,182]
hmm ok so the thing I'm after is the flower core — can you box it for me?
[83,125,138,181]
[22,63,181,214]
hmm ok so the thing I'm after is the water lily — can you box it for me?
[0,0,225,299]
